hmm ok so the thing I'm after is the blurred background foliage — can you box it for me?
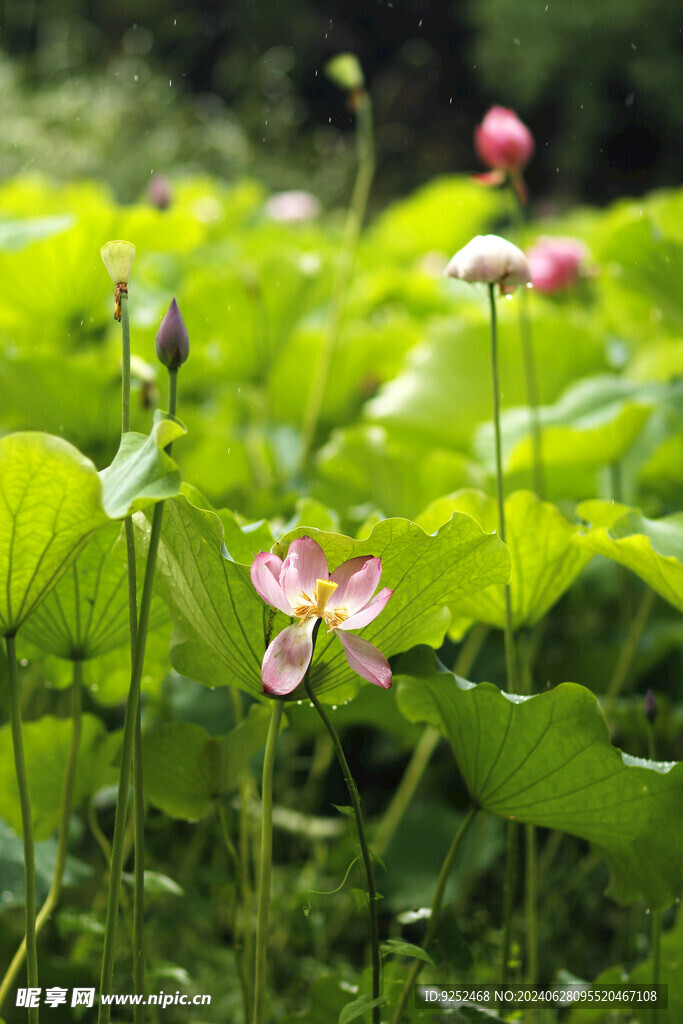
[0,3,681,1018]
[0,0,680,205]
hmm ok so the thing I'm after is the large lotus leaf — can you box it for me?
[20,522,169,661]
[0,433,108,636]
[367,310,608,451]
[150,494,510,701]
[0,713,110,840]
[396,647,683,909]
[141,705,271,820]
[315,424,486,521]
[415,490,592,630]
[577,500,683,612]
[476,375,659,475]
[0,422,183,636]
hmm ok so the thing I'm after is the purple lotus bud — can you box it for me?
[148,175,172,210]
[155,299,189,370]
[643,689,658,725]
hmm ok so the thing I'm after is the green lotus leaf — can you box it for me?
[368,312,608,452]
[98,409,186,519]
[396,647,683,909]
[476,375,660,475]
[150,495,510,701]
[21,522,169,661]
[577,500,683,612]
[0,418,183,637]
[415,489,593,629]
[0,433,108,636]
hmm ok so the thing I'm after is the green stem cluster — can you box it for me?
[252,699,285,1024]
[0,664,83,1010]
[304,675,382,1024]
[391,808,478,1024]
[4,636,39,1024]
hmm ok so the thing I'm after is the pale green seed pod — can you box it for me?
[100,240,136,284]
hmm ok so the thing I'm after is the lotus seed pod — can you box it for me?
[100,240,136,285]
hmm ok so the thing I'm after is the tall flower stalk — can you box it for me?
[447,235,531,984]
[250,536,393,1022]
[304,646,382,1024]
[97,287,188,1022]
[252,698,285,1024]
[101,240,146,1017]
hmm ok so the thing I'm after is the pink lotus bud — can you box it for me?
[155,298,189,370]
[446,234,531,290]
[475,106,535,173]
[264,190,321,224]
[527,236,589,293]
[148,175,172,210]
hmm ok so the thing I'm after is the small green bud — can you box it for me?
[325,53,365,92]
[155,298,189,370]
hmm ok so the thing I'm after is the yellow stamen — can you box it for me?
[314,578,338,615]
[292,579,349,630]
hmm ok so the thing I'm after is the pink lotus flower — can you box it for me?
[526,236,588,293]
[446,234,531,291]
[251,536,393,697]
[264,190,321,224]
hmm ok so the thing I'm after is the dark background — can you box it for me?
[0,0,680,206]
